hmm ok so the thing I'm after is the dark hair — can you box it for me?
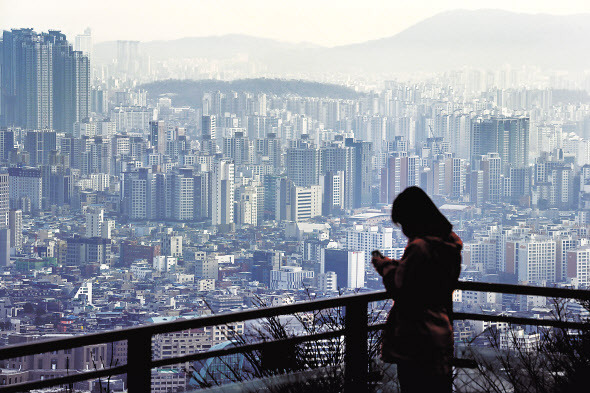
[391,186,452,238]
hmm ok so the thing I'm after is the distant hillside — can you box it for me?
[140,79,361,106]
[325,9,590,72]
[95,10,590,73]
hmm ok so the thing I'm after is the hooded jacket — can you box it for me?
[375,232,462,374]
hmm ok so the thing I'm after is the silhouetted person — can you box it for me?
[372,186,462,393]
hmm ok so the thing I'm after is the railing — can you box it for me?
[0,281,588,392]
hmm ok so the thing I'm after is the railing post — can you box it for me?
[344,300,369,393]
[127,332,152,393]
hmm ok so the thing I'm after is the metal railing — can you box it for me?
[0,281,588,392]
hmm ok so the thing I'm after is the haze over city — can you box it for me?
[3,0,590,45]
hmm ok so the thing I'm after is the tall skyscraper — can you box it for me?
[8,209,22,251]
[256,133,281,168]
[85,207,112,238]
[86,207,104,238]
[566,247,590,288]
[0,173,8,228]
[345,138,372,208]
[252,250,283,287]
[223,131,250,165]
[481,153,502,203]
[444,157,466,199]
[24,130,57,166]
[468,170,484,206]
[471,117,529,171]
[212,159,235,228]
[1,29,90,133]
[236,185,259,226]
[161,229,183,258]
[121,168,156,220]
[450,112,471,160]
[290,185,322,222]
[513,237,557,284]
[321,249,365,289]
[0,129,16,162]
[380,153,419,203]
[0,229,9,267]
[8,167,42,212]
[286,146,320,187]
[193,171,211,220]
[320,144,355,210]
[149,120,166,154]
[202,115,216,139]
[166,169,197,221]
[116,40,140,76]
[74,28,92,58]
[321,171,345,216]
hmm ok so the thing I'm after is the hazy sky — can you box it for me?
[2,0,590,46]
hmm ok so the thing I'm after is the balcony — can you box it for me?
[0,281,588,392]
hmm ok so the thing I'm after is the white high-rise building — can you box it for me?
[153,256,177,272]
[318,271,337,292]
[516,236,556,284]
[85,207,113,239]
[463,241,497,273]
[161,229,183,258]
[445,157,466,198]
[0,173,8,228]
[450,112,471,160]
[346,225,395,265]
[481,153,502,203]
[8,210,22,252]
[500,329,539,352]
[566,246,590,289]
[170,171,195,221]
[75,28,93,58]
[74,280,93,304]
[212,159,235,227]
[555,237,587,282]
[122,168,155,220]
[202,115,217,139]
[86,207,103,238]
[237,185,258,226]
[90,173,110,192]
[270,266,314,290]
[320,171,345,214]
[290,185,321,222]
[321,249,365,289]
[381,153,419,203]
[111,107,152,133]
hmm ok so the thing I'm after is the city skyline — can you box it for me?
[1,6,590,390]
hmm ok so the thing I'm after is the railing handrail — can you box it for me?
[0,281,587,392]
[0,290,388,360]
[0,281,586,360]
[456,281,590,301]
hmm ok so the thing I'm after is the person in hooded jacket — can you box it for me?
[372,186,462,393]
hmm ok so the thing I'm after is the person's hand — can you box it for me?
[371,250,391,276]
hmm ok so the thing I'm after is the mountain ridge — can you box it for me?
[94,9,590,72]
[140,78,362,107]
